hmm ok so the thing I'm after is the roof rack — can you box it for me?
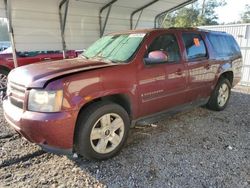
[168,27,198,30]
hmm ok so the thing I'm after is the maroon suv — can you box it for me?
[3,28,242,160]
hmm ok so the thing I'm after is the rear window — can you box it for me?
[207,33,241,58]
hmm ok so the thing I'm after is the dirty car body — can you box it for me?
[3,28,242,160]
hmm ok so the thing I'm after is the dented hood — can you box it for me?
[8,58,116,88]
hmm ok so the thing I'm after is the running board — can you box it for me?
[131,98,209,127]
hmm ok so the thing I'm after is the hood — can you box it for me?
[8,58,117,88]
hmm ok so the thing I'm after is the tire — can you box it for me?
[207,78,231,111]
[75,101,130,160]
[0,69,9,92]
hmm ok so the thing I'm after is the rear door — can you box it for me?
[137,32,188,117]
[182,32,214,102]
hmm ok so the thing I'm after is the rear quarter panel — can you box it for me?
[204,32,243,88]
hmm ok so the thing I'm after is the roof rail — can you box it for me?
[168,27,197,30]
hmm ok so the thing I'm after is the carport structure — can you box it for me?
[0,0,197,67]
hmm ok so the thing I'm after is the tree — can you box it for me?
[162,0,226,28]
[241,4,250,23]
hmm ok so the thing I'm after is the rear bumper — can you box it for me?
[3,99,78,150]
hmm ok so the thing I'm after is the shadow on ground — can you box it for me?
[0,90,249,187]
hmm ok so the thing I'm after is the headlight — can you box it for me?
[28,89,63,112]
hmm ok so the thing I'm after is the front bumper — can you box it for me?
[3,99,78,150]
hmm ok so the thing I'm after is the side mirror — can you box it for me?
[144,50,168,65]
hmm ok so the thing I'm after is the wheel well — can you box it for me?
[220,71,233,85]
[73,94,131,152]
[77,94,131,118]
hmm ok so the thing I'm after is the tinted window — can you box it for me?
[17,51,40,57]
[147,34,180,62]
[207,33,241,58]
[43,51,61,54]
[16,50,62,57]
[182,33,207,60]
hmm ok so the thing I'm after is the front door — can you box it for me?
[137,33,188,117]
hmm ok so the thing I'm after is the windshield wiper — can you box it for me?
[80,54,89,59]
[106,58,124,64]
[90,55,115,64]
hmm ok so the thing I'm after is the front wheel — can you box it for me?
[207,78,231,111]
[75,102,130,160]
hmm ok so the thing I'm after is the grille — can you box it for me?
[8,82,26,109]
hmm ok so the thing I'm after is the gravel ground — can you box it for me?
[0,86,249,188]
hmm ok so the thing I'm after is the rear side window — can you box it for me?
[182,33,207,61]
[207,33,241,58]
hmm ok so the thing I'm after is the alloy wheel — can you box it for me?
[217,83,229,107]
[90,113,125,154]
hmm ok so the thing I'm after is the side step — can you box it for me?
[132,98,209,127]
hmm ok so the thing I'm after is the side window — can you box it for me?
[146,34,181,63]
[207,33,241,58]
[182,33,207,61]
[17,51,40,57]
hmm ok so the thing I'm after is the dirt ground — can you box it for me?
[0,86,249,188]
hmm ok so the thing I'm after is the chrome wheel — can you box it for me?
[90,113,125,154]
[217,83,229,107]
[0,73,7,90]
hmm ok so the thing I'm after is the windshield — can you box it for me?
[82,33,146,62]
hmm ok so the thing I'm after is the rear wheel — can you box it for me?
[207,78,231,111]
[75,102,130,160]
[0,69,9,92]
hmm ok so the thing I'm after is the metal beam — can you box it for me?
[59,0,69,59]
[130,0,159,30]
[133,9,143,30]
[99,0,117,37]
[4,0,18,68]
[154,0,197,28]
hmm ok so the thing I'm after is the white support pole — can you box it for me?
[5,0,18,68]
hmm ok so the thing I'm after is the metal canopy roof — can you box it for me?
[0,0,196,67]
[96,0,197,31]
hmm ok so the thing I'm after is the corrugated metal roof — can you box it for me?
[3,0,196,51]
[0,0,5,17]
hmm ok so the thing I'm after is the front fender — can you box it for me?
[77,89,137,118]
